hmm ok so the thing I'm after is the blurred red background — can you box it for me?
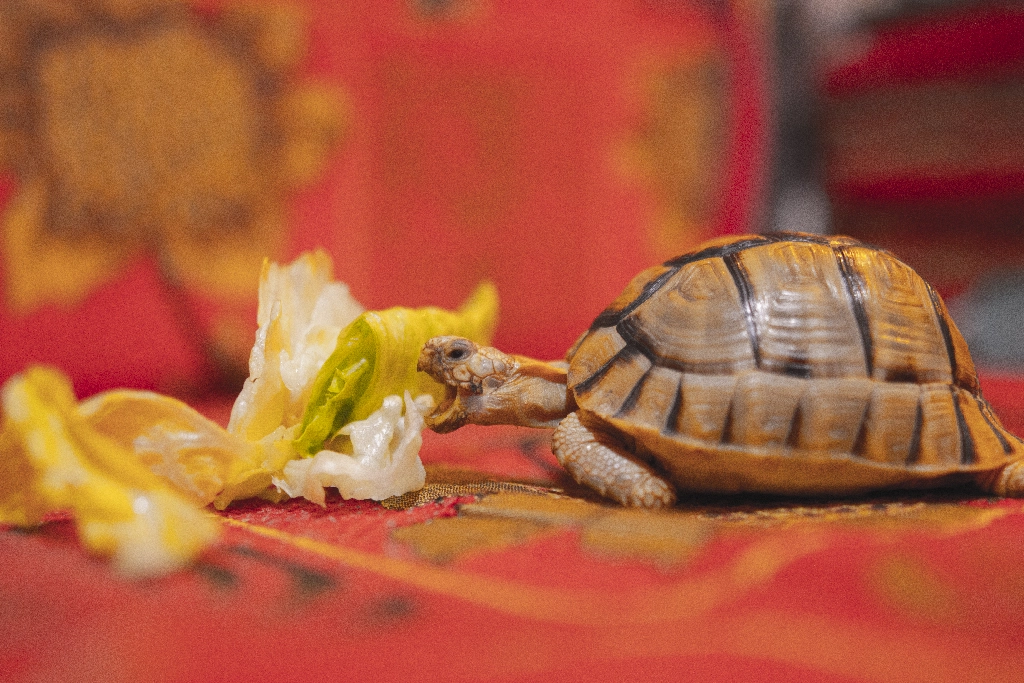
[3,1,1024,401]
[0,0,771,397]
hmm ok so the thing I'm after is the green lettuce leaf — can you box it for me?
[294,282,498,456]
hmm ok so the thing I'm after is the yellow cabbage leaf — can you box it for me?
[228,249,365,443]
[77,389,292,511]
[0,366,220,577]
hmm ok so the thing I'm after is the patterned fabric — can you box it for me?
[2,376,1024,681]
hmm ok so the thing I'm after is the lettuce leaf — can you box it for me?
[275,392,431,504]
[0,252,500,575]
[0,367,220,577]
[294,281,498,456]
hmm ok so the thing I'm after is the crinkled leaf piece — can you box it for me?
[229,249,364,443]
[0,366,220,577]
[275,392,431,504]
[211,248,365,508]
[80,389,300,512]
[79,389,266,505]
[295,281,498,456]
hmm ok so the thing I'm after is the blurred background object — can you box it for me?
[949,269,1024,367]
[0,0,346,395]
[1,0,1022,397]
[817,0,1024,370]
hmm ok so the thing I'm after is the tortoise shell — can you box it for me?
[565,232,1023,496]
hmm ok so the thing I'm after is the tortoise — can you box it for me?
[416,232,1024,508]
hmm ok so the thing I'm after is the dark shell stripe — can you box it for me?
[661,236,774,268]
[951,386,977,465]
[615,317,752,375]
[590,235,777,331]
[785,403,805,448]
[590,267,679,330]
[664,375,685,435]
[614,366,653,418]
[572,344,634,397]
[927,284,959,385]
[722,251,761,368]
[925,282,981,394]
[906,399,925,465]
[834,245,875,377]
[976,396,1014,454]
[850,408,869,458]
[571,233,1021,471]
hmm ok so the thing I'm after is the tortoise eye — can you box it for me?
[447,348,467,361]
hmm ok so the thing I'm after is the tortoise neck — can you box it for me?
[504,356,574,428]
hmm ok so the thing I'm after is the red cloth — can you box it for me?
[2,374,1024,682]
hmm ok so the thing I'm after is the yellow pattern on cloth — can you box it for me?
[0,0,345,311]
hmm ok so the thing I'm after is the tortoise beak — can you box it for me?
[419,340,461,432]
[417,344,438,377]
[423,385,465,433]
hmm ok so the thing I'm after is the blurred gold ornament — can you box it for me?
[619,48,730,257]
[0,0,345,311]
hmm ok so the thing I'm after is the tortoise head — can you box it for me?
[417,336,571,432]
[417,336,516,432]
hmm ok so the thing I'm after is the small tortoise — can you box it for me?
[417,233,1024,508]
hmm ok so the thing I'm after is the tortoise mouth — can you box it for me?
[425,384,463,433]
[436,384,457,415]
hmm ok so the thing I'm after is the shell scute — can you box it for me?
[956,390,1017,466]
[846,245,952,384]
[791,377,874,453]
[916,385,963,467]
[726,371,805,448]
[573,346,651,417]
[669,373,737,442]
[589,264,675,329]
[619,257,755,373]
[614,364,681,428]
[566,325,627,390]
[858,382,923,464]
[736,241,868,378]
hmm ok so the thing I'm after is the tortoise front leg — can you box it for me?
[552,412,677,509]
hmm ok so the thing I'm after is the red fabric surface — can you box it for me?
[3,373,1024,682]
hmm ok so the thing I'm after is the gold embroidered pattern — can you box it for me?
[0,0,344,310]
[620,49,730,257]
